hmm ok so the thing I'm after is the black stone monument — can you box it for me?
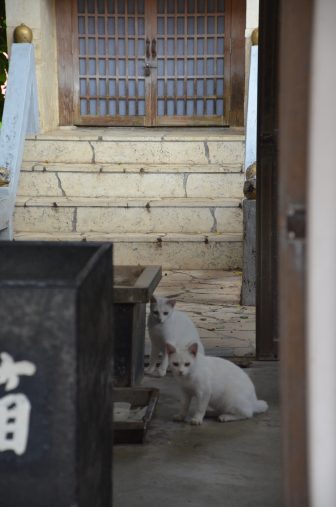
[0,241,114,507]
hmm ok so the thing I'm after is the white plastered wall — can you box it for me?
[246,0,259,38]
[245,0,259,120]
[5,0,59,133]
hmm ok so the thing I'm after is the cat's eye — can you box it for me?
[163,312,168,315]
[184,362,190,367]
[173,362,179,367]
[153,311,159,315]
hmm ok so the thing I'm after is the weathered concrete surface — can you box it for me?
[148,269,255,357]
[17,166,244,199]
[23,130,245,165]
[16,128,245,269]
[113,362,281,507]
[14,233,243,270]
[242,199,256,305]
[14,196,242,235]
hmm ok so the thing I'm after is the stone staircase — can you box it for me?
[14,127,245,269]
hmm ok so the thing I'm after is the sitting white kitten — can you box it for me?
[146,296,204,377]
[167,342,268,425]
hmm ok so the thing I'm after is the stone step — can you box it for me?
[14,231,243,270]
[23,127,245,165]
[18,162,244,199]
[21,161,243,173]
[14,196,242,235]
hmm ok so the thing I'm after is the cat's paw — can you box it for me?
[190,416,203,426]
[157,368,167,377]
[173,414,186,422]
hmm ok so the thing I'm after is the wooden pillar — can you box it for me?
[278,0,313,504]
[256,0,279,359]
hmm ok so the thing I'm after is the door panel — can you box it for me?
[56,0,245,127]
[155,0,230,126]
[75,0,148,125]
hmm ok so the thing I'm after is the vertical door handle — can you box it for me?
[146,38,150,59]
[151,38,156,58]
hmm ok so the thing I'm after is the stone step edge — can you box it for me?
[21,161,243,174]
[26,128,245,143]
[15,196,243,209]
[14,231,243,243]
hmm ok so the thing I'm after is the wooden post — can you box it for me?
[256,0,279,359]
[278,0,313,504]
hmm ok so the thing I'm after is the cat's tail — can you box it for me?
[254,399,268,414]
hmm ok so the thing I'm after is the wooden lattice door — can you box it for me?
[56,0,245,126]
[155,0,230,126]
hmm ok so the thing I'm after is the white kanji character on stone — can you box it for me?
[0,393,31,455]
[0,352,37,456]
[0,352,36,391]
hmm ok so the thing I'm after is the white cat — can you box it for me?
[146,296,204,377]
[167,342,268,425]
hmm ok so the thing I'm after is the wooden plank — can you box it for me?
[125,0,129,116]
[74,115,146,126]
[115,0,120,116]
[256,0,279,360]
[278,0,313,503]
[145,0,157,126]
[229,0,245,126]
[72,0,81,120]
[56,0,75,125]
[156,115,227,126]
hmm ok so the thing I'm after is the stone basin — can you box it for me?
[0,241,113,507]
[114,265,162,304]
[113,265,162,387]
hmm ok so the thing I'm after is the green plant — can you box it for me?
[0,0,8,121]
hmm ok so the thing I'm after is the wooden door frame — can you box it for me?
[144,0,157,126]
[257,0,313,503]
[278,0,313,503]
[256,0,279,360]
[56,0,246,127]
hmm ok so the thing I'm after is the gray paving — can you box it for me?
[146,270,256,358]
[113,361,282,507]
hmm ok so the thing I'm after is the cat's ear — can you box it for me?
[167,299,176,308]
[166,343,176,355]
[188,343,198,357]
[150,295,157,304]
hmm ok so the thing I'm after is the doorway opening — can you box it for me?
[56,0,245,127]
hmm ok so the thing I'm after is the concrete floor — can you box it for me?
[113,361,282,507]
[114,271,281,506]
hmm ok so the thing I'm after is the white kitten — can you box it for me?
[167,342,268,425]
[146,296,204,377]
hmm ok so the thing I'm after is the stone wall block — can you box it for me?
[241,199,256,305]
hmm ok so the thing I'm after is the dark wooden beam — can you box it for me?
[256,0,279,360]
[229,0,246,126]
[56,0,75,126]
